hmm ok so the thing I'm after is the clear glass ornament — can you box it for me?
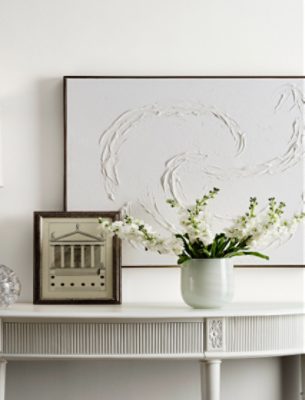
[0,265,21,307]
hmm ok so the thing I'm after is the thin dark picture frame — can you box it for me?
[34,211,121,304]
[63,75,305,269]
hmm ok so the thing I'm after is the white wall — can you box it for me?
[0,0,303,399]
[7,358,283,400]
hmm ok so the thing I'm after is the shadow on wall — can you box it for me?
[0,214,32,300]
[6,359,201,400]
[281,355,302,400]
[37,78,64,210]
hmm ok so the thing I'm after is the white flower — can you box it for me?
[99,215,182,256]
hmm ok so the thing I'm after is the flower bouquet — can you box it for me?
[99,188,305,264]
[99,188,305,308]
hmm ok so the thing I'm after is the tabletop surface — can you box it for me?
[0,302,303,319]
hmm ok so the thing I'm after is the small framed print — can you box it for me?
[33,211,121,304]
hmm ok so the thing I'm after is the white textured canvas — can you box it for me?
[65,77,305,266]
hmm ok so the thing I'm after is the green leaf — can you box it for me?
[226,251,269,260]
[210,240,217,258]
[177,254,191,264]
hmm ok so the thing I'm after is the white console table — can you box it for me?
[0,302,304,400]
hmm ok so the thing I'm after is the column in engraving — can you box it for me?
[60,245,65,268]
[81,246,85,268]
[100,245,104,266]
[70,245,75,268]
[91,246,95,268]
[50,245,55,268]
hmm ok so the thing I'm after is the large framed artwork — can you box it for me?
[64,76,305,268]
[34,211,121,304]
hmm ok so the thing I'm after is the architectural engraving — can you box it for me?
[49,224,106,291]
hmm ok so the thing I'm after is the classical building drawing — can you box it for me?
[48,224,106,291]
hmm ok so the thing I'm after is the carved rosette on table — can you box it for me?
[206,318,225,352]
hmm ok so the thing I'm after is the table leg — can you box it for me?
[301,355,305,400]
[200,360,222,400]
[0,360,7,400]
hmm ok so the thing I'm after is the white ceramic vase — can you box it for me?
[180,258,234,309]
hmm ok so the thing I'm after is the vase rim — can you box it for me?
[182,258,233,267]
[186,257,230,261]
